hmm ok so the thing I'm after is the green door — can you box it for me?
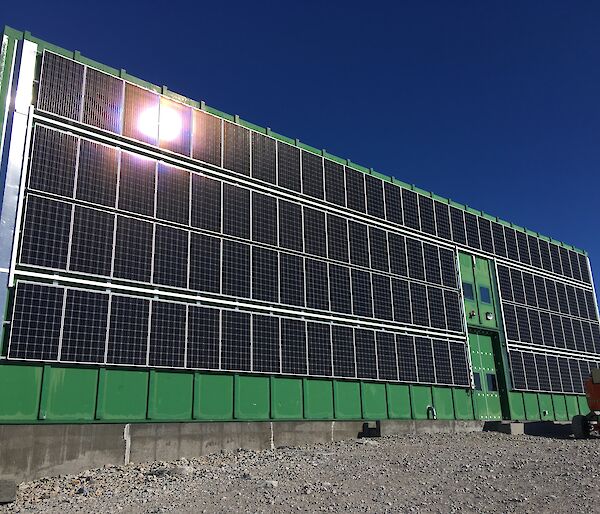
[468,333,502,420]
[459,253,499,330]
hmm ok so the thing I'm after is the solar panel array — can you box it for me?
[498,263,600,393]
[8,50,598,392]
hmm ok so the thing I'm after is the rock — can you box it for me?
[264,480,278,488]
[168,465,195,476]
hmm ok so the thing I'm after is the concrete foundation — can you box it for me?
[0,419,514,482]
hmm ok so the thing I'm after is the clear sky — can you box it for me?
[2,2,599,293]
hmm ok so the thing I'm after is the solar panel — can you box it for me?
[327,214,349,263]
[384,182,403,225]
[222,240,250,298]
[118,152,156,216]
[113,216,153,282]
[149,301,186,367]
[491,222,507,257]
[187,306,220,369]
[345,167,366,213]
[107,295,149,366]
[60,289,109,363]
[69,206,114,276]
[432,339,452,385]
[192,110,222,167]
[280,253,305,307]
[159,97,192,156]
[464,212,480,250]
[9,282,64,360]
[410,282,429,327]
[38,52,84,120]
[434,202,452,240]
[251,132,277,184]
[397,334,417,382]
[428,287,446,330]
[223,184,250,239]
[402,189,420,230]
[223,121,250,176]
[20,195,72,269]
[82,67,124,133]
[415,337,435,383]
[372,274,393,321]
[191,175,221,233]
[324,160,346,207]
[305,258,330,311]
[376,332,398,381]
[369,227,389,272]
[123,83,159,145]
[153,225,188,288]
[332,325,355,378]
[392,279,412,324]
[303,207,327,257]
[307,322,332,376]
[349,221,371,268]
[277,142,301,192]
[504,227,520,262]
[388,233,408,277]
[449,207,466,245]
[406,238,425,281]
[279,200,303,251]
[156,163,190,225]
[189,232,221,293]
[221,310,251,371]
[252,315,280,373]
[516,231,531,265]
[365,176,385,219]
[478,218,494,254]
[355,328,377,379]
[423,243,441,285]
[281,318,307,375]
[28,126,77,197]
[301,152,324,199]
[251,247,278,303]
[252,192,278,245]
[418,196,436,235]
[351,269,373,318]
[329,264,352,314]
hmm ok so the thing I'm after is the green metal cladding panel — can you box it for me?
[39,367,98,421]
[194,373,233,420]
[361,382,388,419]
[303,379,333,419]
[234,375,270,420]
[537,394,554,421]
[0,364,43,421]
[386,384,411,419]
[522,393,540,421]
[432,387,454,420]
[565,395,580,419]
[333,380,361,419]
[552,395,568,421]
[96,369,148,421]
[577,395,589,415]
[452,388,474,420]
[271,377,303,419]
[147,371,193,420]
[508,392,526,421]
[410,385,433,420]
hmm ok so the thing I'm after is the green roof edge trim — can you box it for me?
[2,25,588,256]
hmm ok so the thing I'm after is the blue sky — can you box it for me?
[3,2,599,292]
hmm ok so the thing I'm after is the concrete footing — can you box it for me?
[484,420,572,437]
[0,419,526,482]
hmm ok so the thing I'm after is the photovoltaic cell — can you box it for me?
[329,264,352,314]
[392,279,412,324]
[9,282,63,361]
[388,233,408,277]
[504,227,520,262]
[279,200,303,251]
[327,214,349,263]
[410,282,429,327]
[351,269,373,318]
[348,221,370,268]
[149,301,186,368]
[464,212,480,249]
[28,126,77,197]
[280,253,305,307]
[423,243,441,285]
[369,227,389,272]
[251,132,277,184]
[434,202,452,240]
[491,222,507,258]
[372,274,393,321]
[449,207,466,245]
[223,122,250,176]
[406,238,425,281]
[478,218,494,254]
[305,258,330,311]
[509,351,526,389]
[123,83,159,145]
[449,342,470,386]
[158,98,192,156]
[516,231,531,265]
[397,334,417,382]
[439,248,456,288]
[432,339,452,385]
[415,337,435,383]
[428,287,446,330]
[222,241,250,298]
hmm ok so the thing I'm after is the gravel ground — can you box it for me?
[2,432,598,513]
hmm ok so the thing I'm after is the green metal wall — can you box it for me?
[0,362,588,423]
